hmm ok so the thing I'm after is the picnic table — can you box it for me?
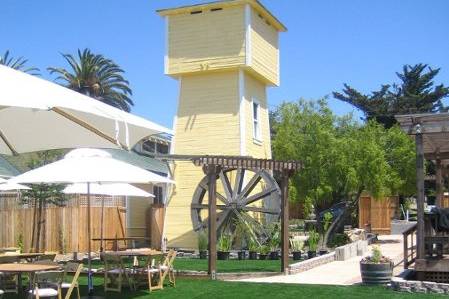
[0,263,60,295]
[0,252,44,262]
[104,249,162,257]
[92,237,149,251]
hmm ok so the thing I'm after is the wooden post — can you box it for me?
[207,164,218,279]
[87,183,93,294]
[281,169,290,274]
[436,159,443,207]
[415,128,425,262]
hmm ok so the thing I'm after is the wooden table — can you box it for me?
[92,237,149,251]
[0,252,44,262]
[0,263,60,295]
[104,249,162,257]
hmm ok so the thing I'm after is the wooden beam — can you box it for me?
[280,169,290,274]
[436,159,443,207]
[207,164,219,279]
[416,130,425,262]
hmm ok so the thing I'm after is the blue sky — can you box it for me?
[2,0,449,128]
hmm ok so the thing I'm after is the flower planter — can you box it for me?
[269,251,279,260]
[217,251,230,260]
[238,251,246,260]
[360,261,393,285]
[259,254,268,260]
[307,251,316,259]
[292,251,302,261]
[199,250,208,259]
[248,251,258,260]
[319,249,328,255]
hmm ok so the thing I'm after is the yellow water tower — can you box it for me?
[157,0,286,248]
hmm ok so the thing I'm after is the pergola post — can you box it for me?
[436,158,443,207]
[280,169,290,274]
[206,164,219,279]
[415,126,425,261]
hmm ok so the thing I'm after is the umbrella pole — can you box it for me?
[100,195,105,252]
[87,182,93,295]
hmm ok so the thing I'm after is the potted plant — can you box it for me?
[217,234,232,260]
[319,212,332,255]
[248,239,259,260]
[258,245,270,260]
[307,229,319,259]
[197,231,208,259]
[267,223,280,260]
[360,246,393,285]
[234,218,248,260]
[290,238,304,261]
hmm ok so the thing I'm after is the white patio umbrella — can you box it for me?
[64,182,154,252]
[0,65,172,155]
[0,177,30,191]
[10,148,174,294]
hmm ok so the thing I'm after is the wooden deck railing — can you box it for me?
[403,223,417,269]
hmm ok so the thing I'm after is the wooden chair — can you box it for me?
[0,255,19,294]
[61,263,82,299]
[37,253,57,262]
[103,254,134,293]
[28,270,63,299]
[159,250,177,287]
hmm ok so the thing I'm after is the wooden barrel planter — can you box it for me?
[360,262,393,285]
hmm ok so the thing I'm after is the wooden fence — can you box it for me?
[0,206,126,253]
[359,196,399,234]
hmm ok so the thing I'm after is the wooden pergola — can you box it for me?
[155,154,301,278]
[396,113,449,281]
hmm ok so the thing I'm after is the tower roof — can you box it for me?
[157,0,287,32]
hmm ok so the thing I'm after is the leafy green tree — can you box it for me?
[48,48,133,111]
[272,99,415,244]
[0,50,39,74]
[333,64,449,128]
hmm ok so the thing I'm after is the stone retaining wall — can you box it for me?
[288,252,335,274]
[335,240,368,261]
[391,273,449,295]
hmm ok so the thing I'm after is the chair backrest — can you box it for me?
[63,263,82,299]
[33,270,63,289]
[0,256,17,264]
[38,253,56,262]
[104,254,124,271]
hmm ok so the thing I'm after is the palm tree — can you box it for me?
[48,48,133,112]
[0,50,39,74]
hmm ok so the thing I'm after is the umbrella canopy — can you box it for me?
[63,183,154,197]
[0,177,30,191]
[9,148,174,185]
[0,65,172,155]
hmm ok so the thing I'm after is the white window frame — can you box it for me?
[252,98,262,143]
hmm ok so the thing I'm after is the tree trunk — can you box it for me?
[30,197,38,252]
[323,189,364,247]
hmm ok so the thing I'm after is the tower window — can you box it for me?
[252,100,262,142]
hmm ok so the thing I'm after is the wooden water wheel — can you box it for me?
[191,168,281,239]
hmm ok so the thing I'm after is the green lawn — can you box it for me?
[7,276,442,299]
[173,257,284,273]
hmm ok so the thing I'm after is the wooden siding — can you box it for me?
[359,196,399,234]
[166,71,241,248]
[166,6,246,75]
[250,7,280,86]
[244,72,272,159]
[0,206,126,252]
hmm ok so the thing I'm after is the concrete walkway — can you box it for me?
[236,235,404,286]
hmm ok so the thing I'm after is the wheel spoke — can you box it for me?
[217,210,232,232]
[219,171,232,203]
[242,186,279,205]
[242,206,280,215]
[232,169,245,201]
[199,180,229,205]
[236,172,262,202]
[191,203,227,210]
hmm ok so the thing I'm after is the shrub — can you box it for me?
[289,238,304,252]
[198,231,208,251]
[361,246,392,264]
[328,233,350,248]
[217,234,233,252]
[307,229,320,252]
